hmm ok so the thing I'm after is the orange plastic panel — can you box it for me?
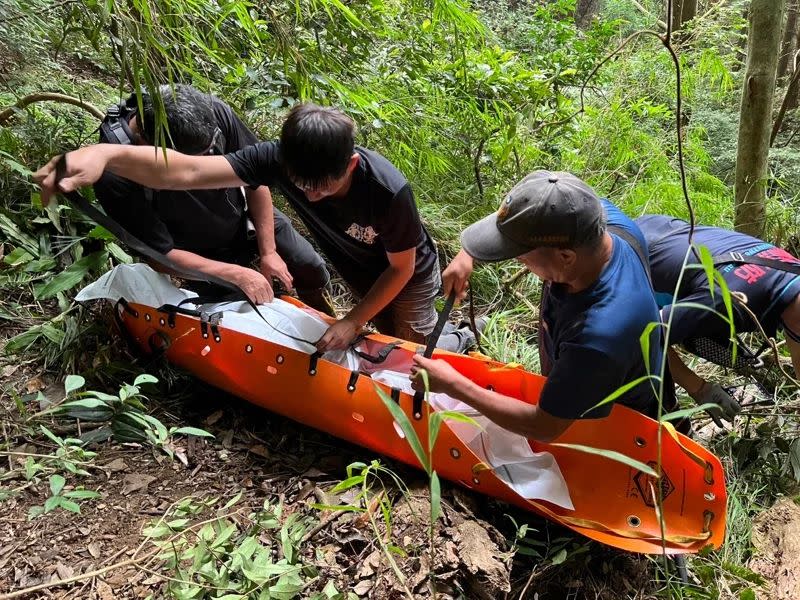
[118,298,726,554]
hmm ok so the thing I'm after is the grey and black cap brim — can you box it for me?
[460,212,533,262]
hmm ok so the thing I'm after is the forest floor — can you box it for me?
[0,302,668,600]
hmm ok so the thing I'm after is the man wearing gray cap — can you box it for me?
[410,171,665,442]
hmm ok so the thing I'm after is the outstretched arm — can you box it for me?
[34,144,244,204]
[410,355,573,442]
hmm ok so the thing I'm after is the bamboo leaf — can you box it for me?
[376,384,430,473]
[549,443,659,477]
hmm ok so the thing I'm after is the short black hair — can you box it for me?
[140,84,217,155]
[279,103,355,189]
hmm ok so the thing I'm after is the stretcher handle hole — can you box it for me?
[703,462,714,485]
[704,492,715,502]
[267,366,278,375]
[276,354,285,364]
[201,345,211,356]
[634,436,646,447]
[627,515,641,528]
[472,477,480,485]
[144,313,151,321]
[703,510,714,533]
[159,317,165,326]
[450,448,461,459]
[351,412,364,423]
[393,421,405,439]
[245,344,253,353]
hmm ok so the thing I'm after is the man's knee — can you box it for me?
[293,258,330,293]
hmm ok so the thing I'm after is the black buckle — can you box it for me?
[391,387,401,404]
[309,352,321,376]
[209,313,222,343]
[347,370,359,392]
[412,390,423,420]
[117,297,138,318]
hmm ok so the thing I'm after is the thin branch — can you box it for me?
[0,93,104,126]
[770,51,800,146]
[631,0,667,30]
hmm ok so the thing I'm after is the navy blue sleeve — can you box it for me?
[224,141,281,188]
[661,289,736,345]
[538,345,641,419]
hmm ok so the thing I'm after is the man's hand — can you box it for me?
[410,354,466,396]
[231,266,274,305]
[316,317,361,353]
[33,147,111,206]
[259,252,293,292]
[691,382,741,427]
[442,249,475,303]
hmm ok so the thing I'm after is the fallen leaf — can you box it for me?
[353,579,373,596]
[121,473,157,495]
[2,364,20,379]
[205,409,224,425]
[96,580,114,600]
[302,467,327,478]
[102,458,128,473]
[25,376,45,394]
[248,444,270,459]
[87,542,101,558]
[55,562,74,580]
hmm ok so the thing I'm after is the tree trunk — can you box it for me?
[575,0,603,29]
[734,0,787,237]
[778,0,799,79]
[789,26,800,109]
[671,0,698,33]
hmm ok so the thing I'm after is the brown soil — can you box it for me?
[750,497,800,600]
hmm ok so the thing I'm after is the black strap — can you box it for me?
[412,293,457,419]
[608,224,652,285]
[713,252,800,276]
[351,339,402,364]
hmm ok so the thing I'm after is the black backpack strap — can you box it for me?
[608,224,652,285]
[713,251,800,276]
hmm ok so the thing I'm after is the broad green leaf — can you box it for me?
[134,373,159,386]
[44,495,62,513]
[329,475,365,494]
[549,443,659,477]
[63,489,101,500]
[550,548,568,565]
[64,375,86,395]
[49,474,65,496]
[375,384,429,473]
[172,426,214,438]
[3,247,34,267]
[60,499,81,513]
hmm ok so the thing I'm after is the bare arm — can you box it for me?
[246,187,293,291]
[348,247,416,326]
[315,247,416,352]
[34,144,245,204]
[163,249,273,304]
[411,355,574,442]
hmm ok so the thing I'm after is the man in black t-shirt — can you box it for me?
[37,102,469,352]
[636,215,800,423]
[93,85,331,311]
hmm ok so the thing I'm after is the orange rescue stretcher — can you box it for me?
[116,295,726,555]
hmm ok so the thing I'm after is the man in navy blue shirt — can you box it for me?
[411,171,664,442]
[636,215,800,423]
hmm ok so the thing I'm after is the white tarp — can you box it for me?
[78,264,573,510]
